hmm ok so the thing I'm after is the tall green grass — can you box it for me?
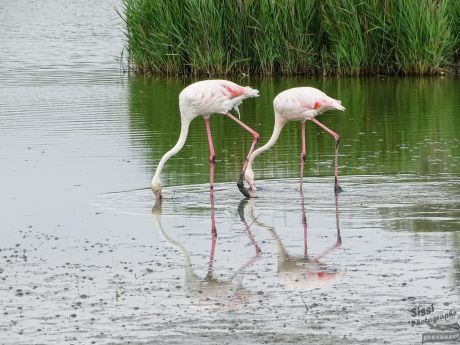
[121,0,460,76]
[448,0,460,60]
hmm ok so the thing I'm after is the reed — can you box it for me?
[121,0,459,76]
[386,1,452,74]
[318,0,367,75]
[448,0,460,59]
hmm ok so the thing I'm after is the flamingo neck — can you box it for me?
[151,119,191,185]
[153,212,195,280]
[247,116,286,171]
[248,203,289,260]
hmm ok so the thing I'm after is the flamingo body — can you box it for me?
[273,87,344,122]
[179,80,258,120]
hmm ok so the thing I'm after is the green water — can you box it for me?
[130,77,460,187]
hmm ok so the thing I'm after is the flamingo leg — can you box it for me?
[244,224,261,255]
[313,194,342,262]
[226,113,260,198]
[300,121,306,190]
[207,196,218,277]
[237,200,261,255]
[207,230,218,278]
[204,117,216,196]
[309,117,343,193]
[301,192,308,257]
[334,193,342,248]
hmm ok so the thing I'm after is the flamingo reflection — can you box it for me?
[239,193,343,289]
[152,197,261,306]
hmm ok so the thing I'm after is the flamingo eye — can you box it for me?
[313,101,321,109]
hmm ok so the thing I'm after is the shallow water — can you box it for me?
[1,1,460,344]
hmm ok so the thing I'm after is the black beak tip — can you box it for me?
[334,185,343,194]
[237,182,251,198]
[237,171,250,198]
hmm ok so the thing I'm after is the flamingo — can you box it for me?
[241,87,345,196]
[151,80,260,199]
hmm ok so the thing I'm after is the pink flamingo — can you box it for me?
[151,80,260,199]
[243,87,345,195]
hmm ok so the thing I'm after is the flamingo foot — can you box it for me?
[237,171,250,198]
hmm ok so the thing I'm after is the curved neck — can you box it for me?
[247,203,289,260]
[152,213,195,280]
[151,120,190,185]
[247,116,286,170]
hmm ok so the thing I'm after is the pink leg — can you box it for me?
[226,113,260,198]
[334,193,342,246]
[312,194,342,262]
[237,200,261,255]
[204,118,216,196]
[301,194,308,257]
[300,121,306,190]
[207,196,217,277]
[243,223,261,255]
[310,117,343,193]
[207,230,217,277]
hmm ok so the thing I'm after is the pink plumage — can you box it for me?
[273,87,345,122]
[179,80,259,120]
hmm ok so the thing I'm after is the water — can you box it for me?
[0,1,460,344]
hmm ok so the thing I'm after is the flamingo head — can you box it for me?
[330,99,345,111]
[244,168,257,191]
[151,179,163,199]
[315,98,345,113]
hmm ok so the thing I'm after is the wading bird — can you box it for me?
[151,80,260,199]
[240,87,345,196]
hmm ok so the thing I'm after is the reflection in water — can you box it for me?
[239,192,343,289]
[152,197,260,307]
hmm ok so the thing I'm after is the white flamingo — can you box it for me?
[242,87,345,195]
[151,80,259,199]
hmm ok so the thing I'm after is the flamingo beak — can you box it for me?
[335,99,345,111]
[153,190,163,200]
[237,171,250,198]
